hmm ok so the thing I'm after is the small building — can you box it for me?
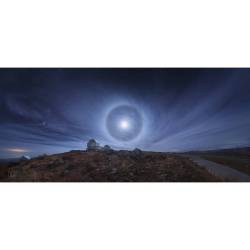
[87,139,99,151]
[86,139,112,151]
[103,145,112,151]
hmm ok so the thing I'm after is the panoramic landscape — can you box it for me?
[0,68,250,182]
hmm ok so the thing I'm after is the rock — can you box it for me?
[65,164,76,170]
[118,150,130,156]
[111,168,117,174]
[133,148,142,156]
[8,168,17,178]
[55,158,65,165]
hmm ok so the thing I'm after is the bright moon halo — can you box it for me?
[119,119,130,130]
[105,105,143,142]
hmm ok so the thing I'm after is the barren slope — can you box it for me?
[2,150,222,182]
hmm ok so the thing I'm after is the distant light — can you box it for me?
[119,120,130,130]
[4,148,29,153]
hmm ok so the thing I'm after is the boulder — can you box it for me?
[133,148,142,155]
[133,148,142,157]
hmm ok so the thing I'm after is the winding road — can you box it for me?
[187,155,250,182]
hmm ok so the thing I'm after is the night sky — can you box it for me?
[1,68,250,158]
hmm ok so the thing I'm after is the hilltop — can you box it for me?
[0,149,222,182]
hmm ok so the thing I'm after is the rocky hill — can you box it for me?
[0,150,222,182]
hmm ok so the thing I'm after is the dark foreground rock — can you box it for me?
[1,150,223,182]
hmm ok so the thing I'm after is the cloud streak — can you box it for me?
[0,68,250,157]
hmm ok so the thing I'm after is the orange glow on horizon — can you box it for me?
[4,148,29,153]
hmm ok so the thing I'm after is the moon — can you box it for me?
[106,105,143,141]
[119,119,130,130]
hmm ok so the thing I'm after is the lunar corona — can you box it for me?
[106,105,143,141]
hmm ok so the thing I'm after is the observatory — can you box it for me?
[87,139,100,151]
[86,139,112,151]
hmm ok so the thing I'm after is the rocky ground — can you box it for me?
[0,150,223,182]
